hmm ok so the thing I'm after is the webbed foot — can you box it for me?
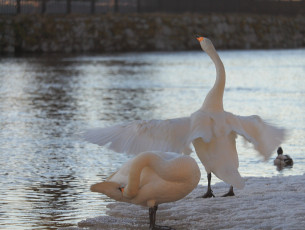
[222,186,235,197]
[198,188,215,198]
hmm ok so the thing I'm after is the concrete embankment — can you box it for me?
[1,13,304,53]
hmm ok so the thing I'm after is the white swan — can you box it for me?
[91,151,200,229]
[84,36,286,197]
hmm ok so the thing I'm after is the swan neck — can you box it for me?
[124,153,190,198]
[202,45,226,111]
[125,153,162,198]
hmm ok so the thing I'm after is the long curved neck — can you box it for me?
[201,45,225,112]
[124,153,186,198]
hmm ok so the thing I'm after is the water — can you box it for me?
[0,49,304,229]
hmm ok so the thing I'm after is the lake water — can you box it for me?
[0,49,305,229]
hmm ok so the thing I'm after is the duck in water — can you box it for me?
[274,147,293,170]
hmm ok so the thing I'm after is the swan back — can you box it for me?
[91,151,200,207]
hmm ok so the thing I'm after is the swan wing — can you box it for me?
[83,117,193,155]
[226,112,286,160]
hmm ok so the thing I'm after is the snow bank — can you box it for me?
[77,174,305,229]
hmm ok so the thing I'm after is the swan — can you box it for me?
[91,151,201,230]
[83,36,286,197]
[274,147,293,170]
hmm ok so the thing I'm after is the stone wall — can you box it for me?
[1,13,304,54]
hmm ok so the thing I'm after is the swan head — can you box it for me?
[195,35,214,52]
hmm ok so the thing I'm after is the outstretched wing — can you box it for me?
[83,117,193,155]
[226,112,286,160]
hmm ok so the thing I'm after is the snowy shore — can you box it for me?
[76,174,305,230]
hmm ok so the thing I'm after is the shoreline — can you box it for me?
[1,13,305,54]
[77,174,305,229]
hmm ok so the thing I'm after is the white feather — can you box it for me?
[226,113,286,161]
[83,117,193,155]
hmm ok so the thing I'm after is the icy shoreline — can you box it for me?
[76,174,305,229]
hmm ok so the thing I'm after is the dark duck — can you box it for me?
[274,147,293,170]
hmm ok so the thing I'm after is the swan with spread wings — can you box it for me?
[84,36,286,197]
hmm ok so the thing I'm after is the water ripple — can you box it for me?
[0,49,304,229]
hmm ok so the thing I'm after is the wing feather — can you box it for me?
[83,117,193,155]
[226,112,286,160]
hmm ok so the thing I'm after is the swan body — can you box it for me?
[91,151,200,228]
[84,37,286,196]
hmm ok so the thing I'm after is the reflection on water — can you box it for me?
[0,49,305,229]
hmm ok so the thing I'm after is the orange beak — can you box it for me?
[119,187,124,193]
[196,36,204,42]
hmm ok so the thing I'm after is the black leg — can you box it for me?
[149,205,175,230]
[199,173,215,198]
[149,205,158,229]
[222,185,235,197]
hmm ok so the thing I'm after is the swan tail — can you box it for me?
[224,171,245,189]
[215,169,245,190]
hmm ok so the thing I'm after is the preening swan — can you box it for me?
[91,151,200,230]
[84,36,286,197]
[274,147,293,170]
